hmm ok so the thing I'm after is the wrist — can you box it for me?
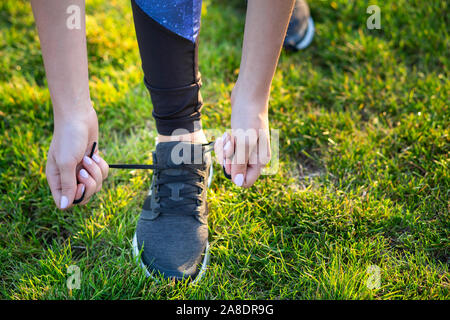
[232,75,270,109]
[234,65,272,96]
[231,84,269,116]
[53,100,95,123]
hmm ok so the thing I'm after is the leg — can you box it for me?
[131,0,211,282]
[131,0,206,142]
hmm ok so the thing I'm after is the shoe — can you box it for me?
[112,141,213,282]
[283,0,315,51]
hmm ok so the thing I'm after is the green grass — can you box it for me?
[0,0,448,299]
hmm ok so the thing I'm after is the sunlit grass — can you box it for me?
[0,0,448,299]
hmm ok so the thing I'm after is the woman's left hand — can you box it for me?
[215,89,271,188]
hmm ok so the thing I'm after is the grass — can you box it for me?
[0,0,448,299]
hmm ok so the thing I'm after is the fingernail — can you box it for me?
[224,141,231,151]
[60,196,68,209]
[92,154,101,163]
[222,132,228,140]
[83,156,92,165]
[80,168,89,178]
[81,184,85,194]
[234,174,244,187]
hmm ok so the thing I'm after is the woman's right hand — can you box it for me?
[46,107,109,210]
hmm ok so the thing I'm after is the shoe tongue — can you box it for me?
[155,141,205,167]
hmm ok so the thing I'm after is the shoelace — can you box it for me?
[153,164,207,216]
[110,141,215,216]
[108,141,215,170]
[73,142,97,204]
[73,141,230,206]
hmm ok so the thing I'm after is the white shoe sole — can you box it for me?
[296,17,315,50]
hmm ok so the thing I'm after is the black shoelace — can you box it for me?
[73,141,230,206]
[73,142,97,204]
[110,142,215,216]
[152,163,208,216]
[108,141,214,170]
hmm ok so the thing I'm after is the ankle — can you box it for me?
[157,130,208,144]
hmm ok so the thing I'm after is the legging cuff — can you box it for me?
[145,78,203,135]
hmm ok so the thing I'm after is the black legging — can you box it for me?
[131,0,203,135]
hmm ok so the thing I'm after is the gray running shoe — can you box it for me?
[284,0,315,51]
[131,141,212,282]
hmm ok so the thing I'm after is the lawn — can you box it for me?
[0,0,448,299]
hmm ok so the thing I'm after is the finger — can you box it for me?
[258,131,272,167]
[230,141,249,188]
[46,157,63,208]
[91,151,109,180]
[223,132,235,159]
[214,136,225,166]
[222,132,234,175]
[242,164,262,188]
[77,168,97,204]
[82,155,103,192]
[230,160,247,187]
[224,156,232,176]
[248,146,259,166]
[73,183,85,203]
[230,131,258,187]
[59,160,78,209]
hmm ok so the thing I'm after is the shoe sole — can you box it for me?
[296,17,315,50]
[132,163,213,284]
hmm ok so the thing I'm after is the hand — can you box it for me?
[46,107,109,209]
[215,89,271,188]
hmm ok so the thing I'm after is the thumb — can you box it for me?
[59,162,77,209]
[230,159,247,187]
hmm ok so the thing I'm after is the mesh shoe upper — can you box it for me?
[136,141,211,280]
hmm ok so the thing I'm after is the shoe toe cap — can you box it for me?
[136,217,208,281]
